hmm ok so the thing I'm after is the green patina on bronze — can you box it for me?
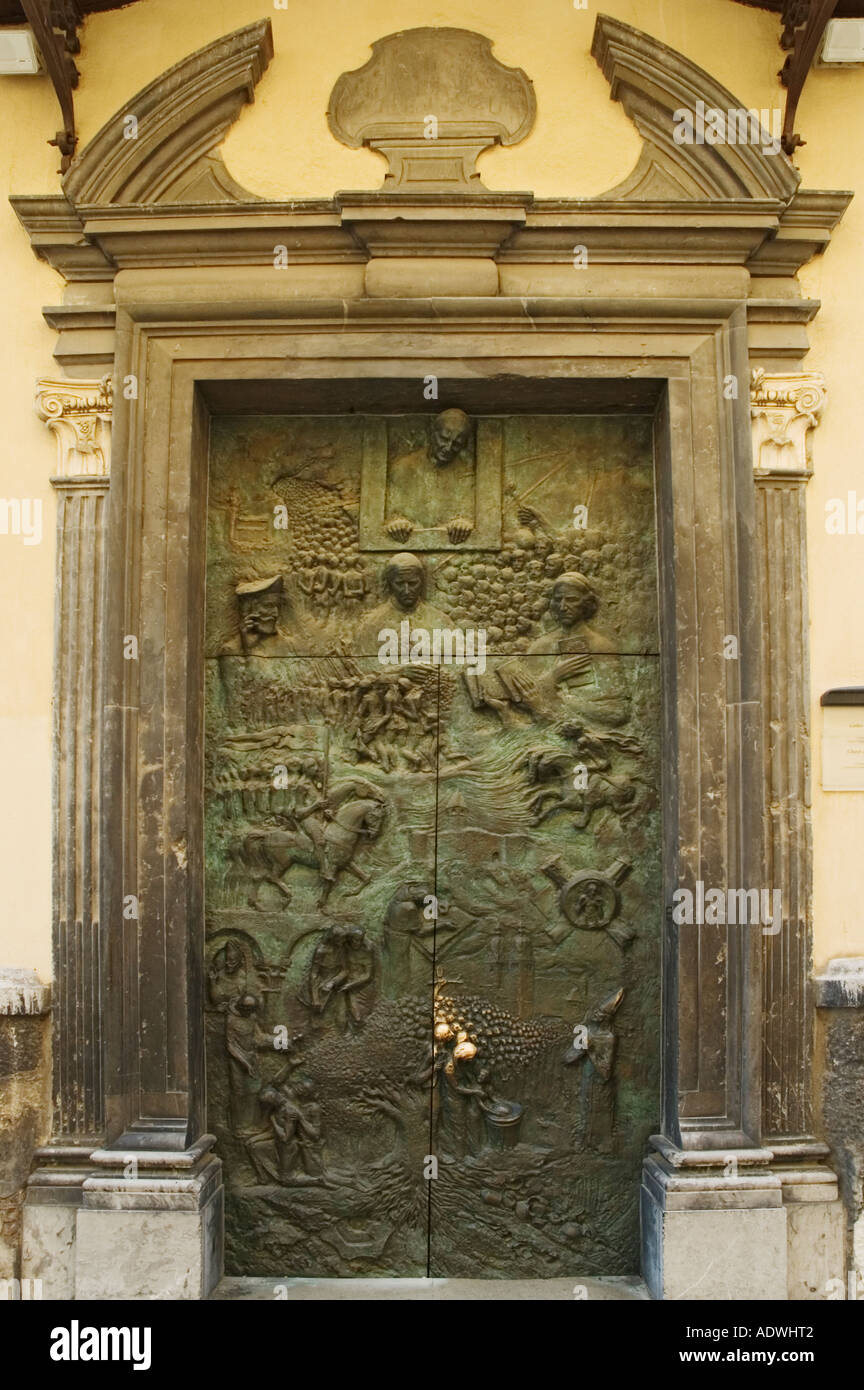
[204,411,661,1277]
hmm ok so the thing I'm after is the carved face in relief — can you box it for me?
[549,573,599,629]
[239,594,280,638]
[235,575,284,642]
[429,408,472,468]
[384,553,425,611]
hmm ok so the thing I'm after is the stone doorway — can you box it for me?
[12,12,850,1299]
[203,410,662,1276]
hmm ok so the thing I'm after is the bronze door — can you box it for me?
[204,411,661,1277]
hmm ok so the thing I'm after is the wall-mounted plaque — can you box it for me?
[821,689,864,791]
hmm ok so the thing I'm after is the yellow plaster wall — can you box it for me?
[0,71,64,979]
[0,0,860,974]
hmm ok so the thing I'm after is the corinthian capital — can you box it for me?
[36,376,113,479]
[750,369,826,479]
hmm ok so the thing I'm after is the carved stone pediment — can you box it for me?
[326,28,537,190]
[61,20,273,206]
[9,16,850,375]
[592,14,800,202]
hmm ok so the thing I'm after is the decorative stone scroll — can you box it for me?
[327,28,536,189]
[35,377,113,479]
[750,369,826,478]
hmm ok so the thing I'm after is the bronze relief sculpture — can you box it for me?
[204,410,661,1277]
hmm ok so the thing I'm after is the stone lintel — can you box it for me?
[11,185,848,371]
[11,194,846,276]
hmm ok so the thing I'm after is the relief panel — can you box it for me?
[204,411,661,1277]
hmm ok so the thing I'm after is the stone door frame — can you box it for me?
[102,290,759,1156]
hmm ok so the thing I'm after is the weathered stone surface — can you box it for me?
[327,28,536,190]
[642,1191,788,1301]
[819,1003,864,1286]
[815,958,864,1009]
[21,1201,77,1300]
[786,1200,845,1299]
[62,21,274,206]
[0,968,50,1018]
[75,1189,223,1300]
[753,382,822,1141]
[591,15,800,201]
[0,988,50,1285]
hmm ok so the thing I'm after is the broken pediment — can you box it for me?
[591,13,800,202]
[61,20,273,206]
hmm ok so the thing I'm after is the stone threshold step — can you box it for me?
[212,1276,649,1301]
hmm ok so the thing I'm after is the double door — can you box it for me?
[203,410,661,1277]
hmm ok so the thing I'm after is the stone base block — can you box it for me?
[786,1199,846,1299]
[21,1191,80,1300]
[75,1156,223,1300]
[75,1193,222,1300]
[642,1183,788,1300]
[642,1145,848,1300]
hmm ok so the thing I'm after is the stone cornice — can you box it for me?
[36,377,113,479]
[10,190,850,275]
